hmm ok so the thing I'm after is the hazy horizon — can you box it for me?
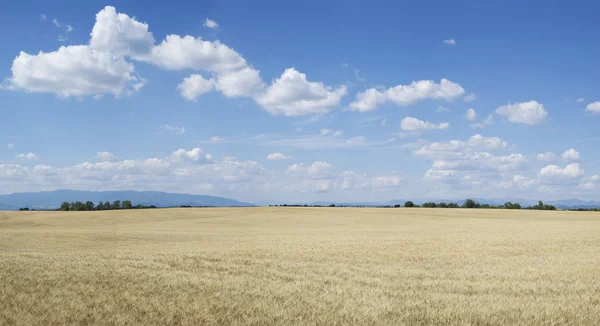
[2,1,599,203]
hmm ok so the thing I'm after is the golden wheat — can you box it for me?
[1,207,600,325]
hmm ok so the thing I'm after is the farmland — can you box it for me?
[1,207,600,325]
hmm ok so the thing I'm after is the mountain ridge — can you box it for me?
[0,190,254,210]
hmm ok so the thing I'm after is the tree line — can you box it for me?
[399,199,556,210]
[58,200,156,211]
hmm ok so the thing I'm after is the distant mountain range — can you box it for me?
[1,190,598,210]
[0,190,254,210]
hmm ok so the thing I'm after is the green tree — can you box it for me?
[111,200,121,210]
[85,201,95,211]
[122,200,133,210]
[103,201,111,210]
[438,202,448,208]
[462,199,479,209]
[404,201,415,207]
[59,202,70,211]
[96,201,104,210]
[422,202,437,208]
[447,202,459,208]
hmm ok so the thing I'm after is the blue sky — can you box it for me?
[1,0,599,203]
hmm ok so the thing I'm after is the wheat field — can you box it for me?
[1,207,600,325]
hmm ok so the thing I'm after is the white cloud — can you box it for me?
[204,18,219,29]
[400,117,449,132]
[177,74,215,101]
[169,148,212,164]
[209,136,225,142]
[437,105,450,112]
[215,67,265,97]
[90,6,155,58]
[255,68,347,116]
[40,14,46,21]
[536,152,556,162]
[260,131,366,150]
[287,161,335,180]
[12,6,343,117]
[371,173,404,188]
[161,124,186,135]
[423,152,528,188]
[561,149,581,162]
[50,18,73,33]
[266,152,291,161]
[348,88,388,112]
[578,175,600,190]
[147,34,247,72]
[470,114,493,129]
[495,100,548,125]
[464,93,477,102]
[8,45,145,98]
[381,118,387,127]
[443,39,456,45]
[577,98,585,103]
[539,163,584,184]
[414,134,508,159]
[349,79,465,112]
[7,143,15,150]
[320,129,343,137]
[465,108,477,121]
[585,101,600,113]
[96,151,117,162]
[16,152,39,161]
[497,175,536,189]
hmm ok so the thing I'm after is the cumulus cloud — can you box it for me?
[161,124,186,135]
[585,101,600,113]
[465,108,476,121]
[578,175,600,190]
[539,163,584,184]
[16,152,39,160]
[96,151,117,162]
[204,18,219,29]
[495,100,548,125]
[146,34,247,72]
[413,134,508,159]
[349,79,465,112]
[8,46,145,98]
[413,133,526,189]
[561,149,581,162]
[8,6,344,116]
[400,117,449,131]
[536,152,556,162]
[423,152,528,187]
[255,68,347,116]
[90,6,155,58]
[177,74,215,100]
[266,152,291,160]
[169,148,213,164]
[443,39,456,45]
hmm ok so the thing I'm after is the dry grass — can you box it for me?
[1,207,600,325]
